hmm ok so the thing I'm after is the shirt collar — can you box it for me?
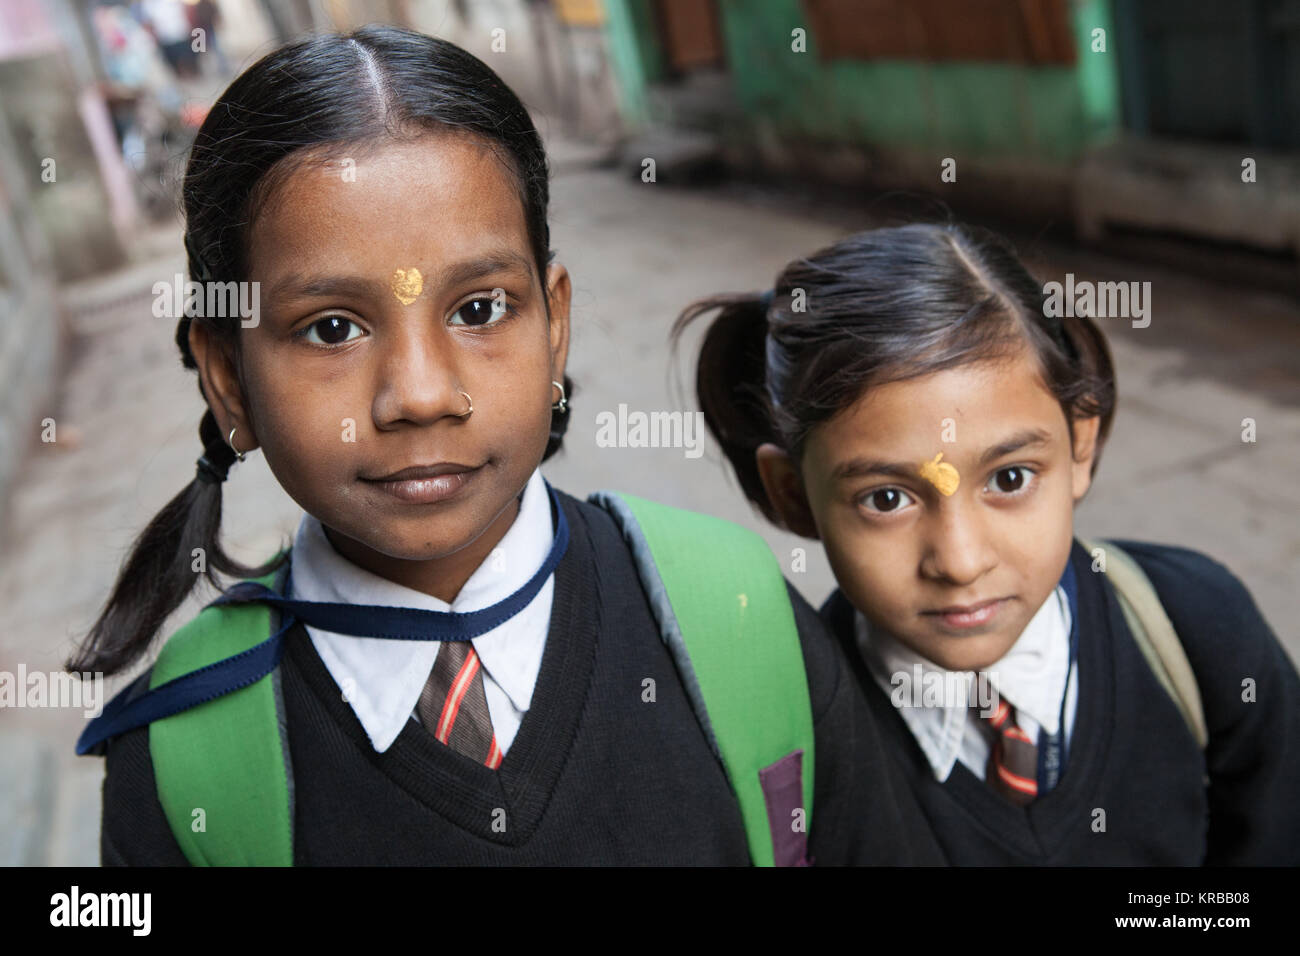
[856,585,1072,782]
[288,468,555,751]
[984,587,1073,735]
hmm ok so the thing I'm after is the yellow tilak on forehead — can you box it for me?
[919,452,960,496]
[391,267,423,305]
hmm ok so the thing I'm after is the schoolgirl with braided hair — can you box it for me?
[70,27,941,868]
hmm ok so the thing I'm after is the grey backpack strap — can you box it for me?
[1081,538,1208,749]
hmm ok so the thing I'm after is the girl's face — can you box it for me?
[768,346,1099,672]
[192,133,569,598]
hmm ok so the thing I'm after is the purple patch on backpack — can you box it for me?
[758,749,811,866]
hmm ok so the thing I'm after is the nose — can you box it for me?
[370,320,469,428]
[919,499,998,587]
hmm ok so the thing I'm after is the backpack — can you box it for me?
[1078,538,1208,749]
[79,491,815,867]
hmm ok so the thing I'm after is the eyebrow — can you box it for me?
[830,427,1054,483]
[830,458,919,484]
[976,427,1053,467]
[265,250,534,308]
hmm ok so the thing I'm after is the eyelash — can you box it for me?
[856,466,1038,515]
[448,294,519,328]
[293,294,519,347]
[858,487,916,515]
[984,464,1037,498]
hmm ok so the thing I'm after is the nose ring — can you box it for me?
[456,390,473,418]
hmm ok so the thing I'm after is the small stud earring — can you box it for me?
[229,427,247,462]
[551,380,567,414]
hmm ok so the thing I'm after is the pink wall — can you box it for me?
[0,0,61,61]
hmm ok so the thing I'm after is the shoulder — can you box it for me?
[568,487,843,710]
[554,485,620,527]
[99,670,190,866]
[1094,541,1300,863]
[1097,539,1270,654]
[1102,539,1252,609]
[551,485,634,556]
[1091,538,1297,714]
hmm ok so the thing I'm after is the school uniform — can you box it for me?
[857,581,1079,790]
[821,538,1300,865]
[294,467,556,757]
[99,470,945,865]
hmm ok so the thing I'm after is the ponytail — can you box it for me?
[671,292,783,522]
[1058,310,1117,471]
[66,319,286,676]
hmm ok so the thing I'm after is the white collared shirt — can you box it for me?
[856,587,1078,783]
[288,467,556,754]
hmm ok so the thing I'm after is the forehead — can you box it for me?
[246,133,530,282]
[810,349,1066,464]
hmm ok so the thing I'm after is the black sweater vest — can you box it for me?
[821,538,1300,865]
[99,489,946,865]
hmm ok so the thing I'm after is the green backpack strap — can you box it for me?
[589,491,815,866]
[149,563,294,866]
[1080,538,1208,749]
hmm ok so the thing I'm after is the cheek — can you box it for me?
[1040,475,1079,561]
[1000,473,1076,596]
[466,339,553,444]
[474,351,548,408]
[242,355,358,491]
[1029,466,1078,541]
[817,509,912,615]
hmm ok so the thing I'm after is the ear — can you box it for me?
[544,262,571,382]
[756,443,820,539]
[1069,414,1102,501]
[188,321,259,451]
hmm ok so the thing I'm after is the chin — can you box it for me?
[377,532,476,562]
[923,634,1019,673]
[328,517,471,564]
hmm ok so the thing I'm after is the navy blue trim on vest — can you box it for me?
[1035,556,1079,793]
[77,481,569,756]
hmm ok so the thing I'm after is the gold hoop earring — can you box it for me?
[456,390,473,418]
[228,426,247,462]
[551,380,567,414]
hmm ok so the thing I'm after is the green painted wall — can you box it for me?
[603,0,653,126]
[605,0,1122,161]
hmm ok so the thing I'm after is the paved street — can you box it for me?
[2,133,1297,865]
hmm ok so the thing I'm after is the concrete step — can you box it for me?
[1075,135,1300,257]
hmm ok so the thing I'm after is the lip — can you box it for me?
[363,462,478,482]
[360,462,482,504]
[921,597,1009,631]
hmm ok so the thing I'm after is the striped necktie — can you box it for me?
[417,641,502,769]
[980,698,1038,805]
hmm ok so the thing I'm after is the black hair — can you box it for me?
[69,26,571,676]
[672,222,1116,524]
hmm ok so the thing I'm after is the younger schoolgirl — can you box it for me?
[676,222,1300,864]
[69,28,941,866]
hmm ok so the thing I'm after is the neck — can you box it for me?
[323,495,523,603]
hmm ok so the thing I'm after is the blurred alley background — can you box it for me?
[0,0,1297,865]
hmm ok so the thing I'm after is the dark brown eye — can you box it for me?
[873,490,900,511]
[994,467,1025,493]
[863,488,912,513]
[304,315,361,345]
[451,297,509,327]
